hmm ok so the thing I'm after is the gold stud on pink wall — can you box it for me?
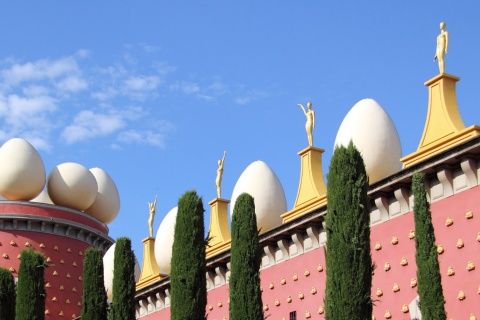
[466,210,473,219]
[445,217,453,226]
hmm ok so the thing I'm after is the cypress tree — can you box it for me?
[170,190,206,320]
[0,267,15,319]
[412,172,446,319]
[111,237,136,320]
[229,193,262,320]
[15,249,46,320]
[81,247,107,320]
[325,142,372,320]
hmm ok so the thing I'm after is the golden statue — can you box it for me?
[298,102,315,146]
[215,151,226,198]
[148,195,157,237]
[434,22,449,74]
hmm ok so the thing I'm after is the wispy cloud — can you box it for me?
[62,110,126,144]
[0,46,176,151]
[234,89,269,105]
[0,44,271,153]
[1,56,84,87]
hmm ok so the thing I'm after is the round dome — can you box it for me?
[30,189,53,205]
[154,207,178,274]
[85,168,120,224]
[0,138,46,200]
[230,161,287,234]
[103,243,141,301]
[47,162,98,211]
[334,99,402,183]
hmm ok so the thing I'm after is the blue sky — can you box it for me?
[1,2,479,263]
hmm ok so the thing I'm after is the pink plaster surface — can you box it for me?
[0,230,91,319]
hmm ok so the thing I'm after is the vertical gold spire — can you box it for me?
[401,73,480,167]
[281,146,327,223]
[136,237,165,290]
[206,198,231,258]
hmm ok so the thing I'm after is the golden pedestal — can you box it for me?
[401,73,480,167]
[136,237,165,290]
[206,198,231,259]
[281,146,327,223]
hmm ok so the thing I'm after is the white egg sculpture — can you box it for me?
[334,98,402,183]
[103,242,141,301]
[0,138,46,200]
[154,207,178,274]
[85,168,120,224]
[47,162,98,211]
[30,189,54,205]
[230,161,287,234]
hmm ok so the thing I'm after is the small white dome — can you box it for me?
[85,168,120,224]
[30,189,53,204]
[47,162,98,211]
[103,243,141,301]
[230,161,287,234]
[154,207,178,274]
[0,138,46,200]
[334,99,402,183]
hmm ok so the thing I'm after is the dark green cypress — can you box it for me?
[111,238,136,320]
[0,267,15,319]
[412,172,446,319]
[81,247,107,320]
[229,193,262,320]
[170,190,206,320]
[15,249,46,320]
[325,142,372,320]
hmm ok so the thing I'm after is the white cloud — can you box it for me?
[170,81,200,94]
[123,76,160,91]
[55,75,88,92]
[75,49,90,58]
[62,110,126,144]
[91,87,117,101]
[117,129,166,148]
[1,94,57,128]
[2,57,81,85]
[22,85,50,97]
[234,89,269,105]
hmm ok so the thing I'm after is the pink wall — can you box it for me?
[142,186,480,319]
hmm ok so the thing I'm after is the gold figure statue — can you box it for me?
[298,102,315,147]
[434,22,449,74]
[148,195,157,238]
[216,151,226,198]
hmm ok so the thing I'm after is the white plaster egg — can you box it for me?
[0,138,46,200]
[85,168,120,224]
[154,207,178,274]
[103,242,141,301]
[230,161,287,234]
[334,99,402,183]
[30,189,54,205]
[47,162,98,211]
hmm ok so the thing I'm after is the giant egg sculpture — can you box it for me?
[334,99,402,183]
[47,162,98,211]
[0,138,46,200]
[103,242,141,301]
[154,207,178,274]
[230,161,287,234]
[30,189,54,205]
[85,168,120,224]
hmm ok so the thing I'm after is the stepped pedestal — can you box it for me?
[281,146,327,223]
[136,237,165,290]
[206,198,231,258]
[402,73,480,167]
